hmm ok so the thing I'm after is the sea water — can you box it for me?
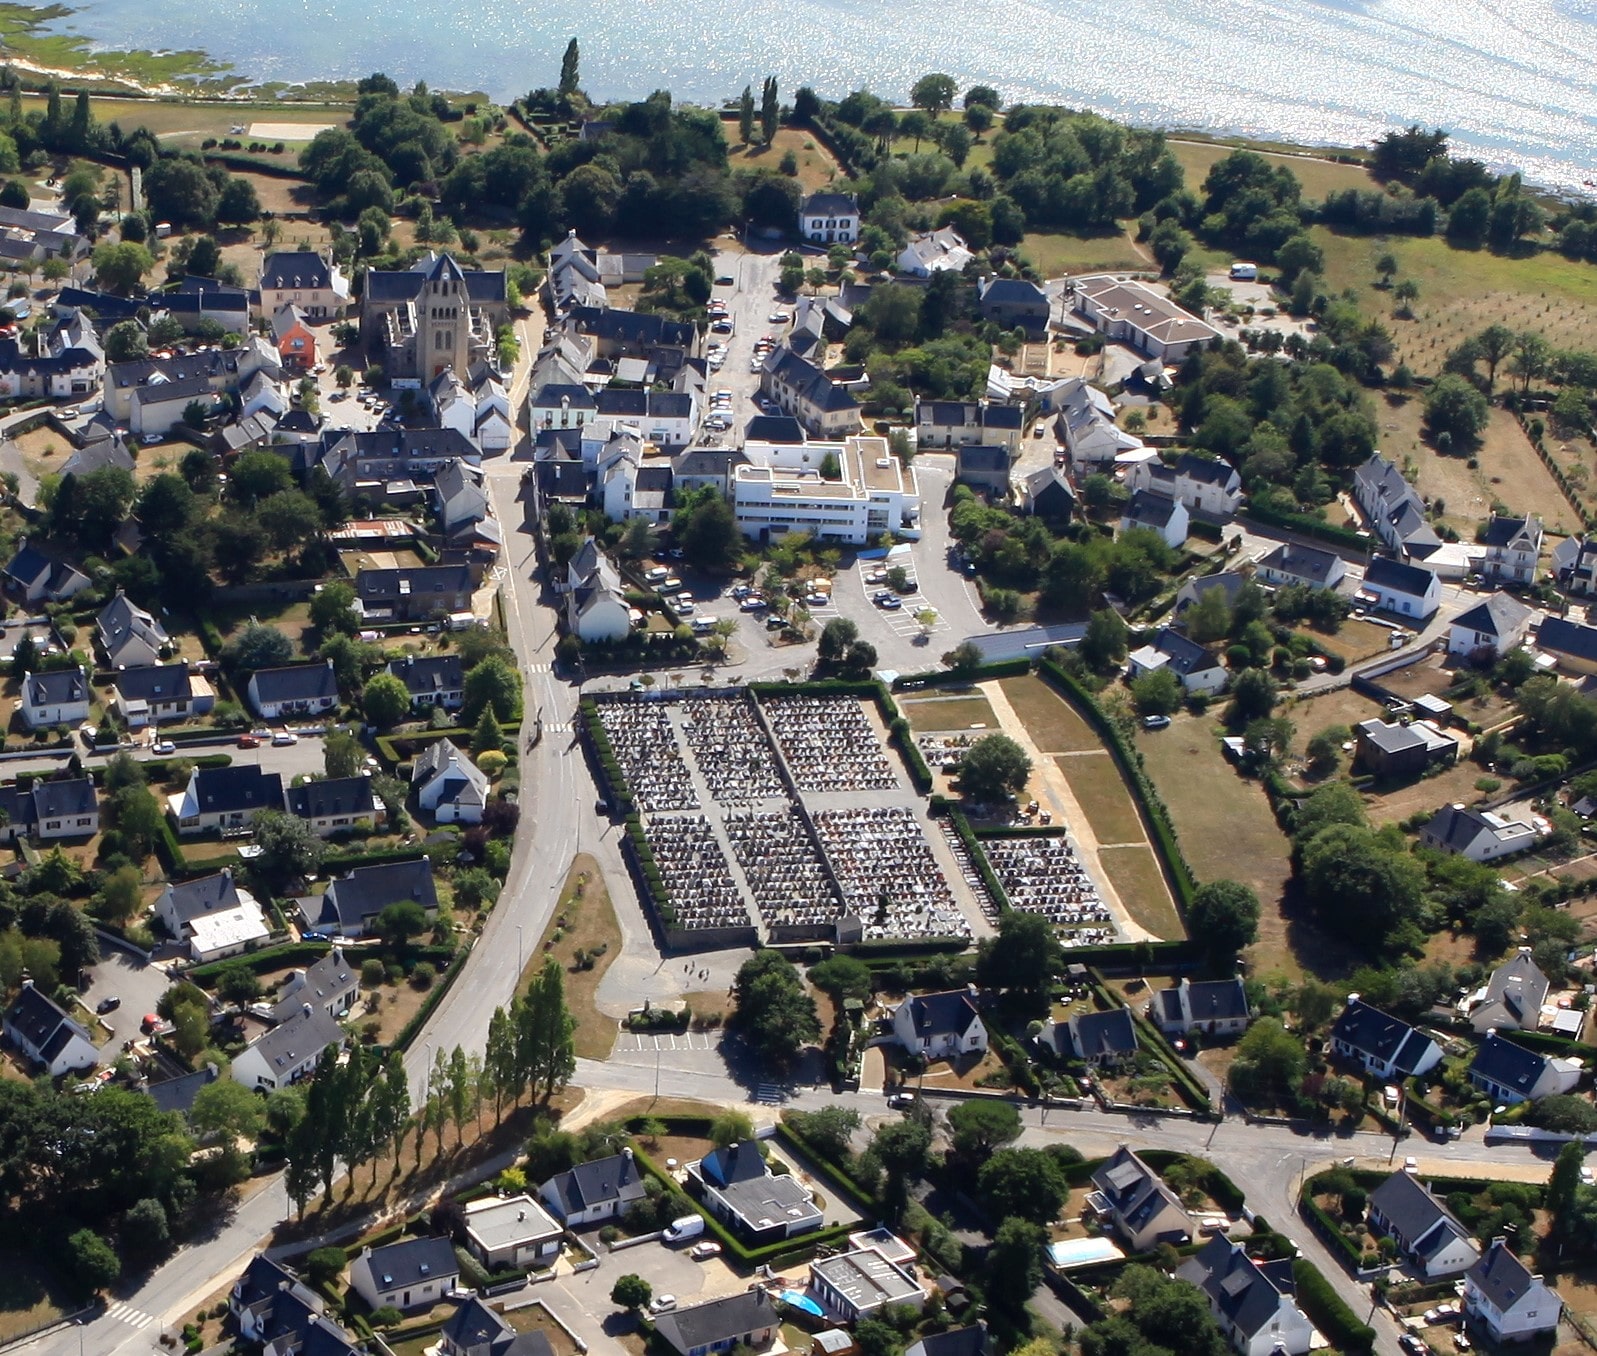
[44,0,1597,189]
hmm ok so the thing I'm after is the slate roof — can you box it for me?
[1421,804,1499,853]
[978,277,1048,307]
[363,254,504,305]
[1364,555,1438,598]
[767,348,858,414]
[1068,1007,1138,1061]
[250,661,337,707]
[1355,453,1441,554]
[531,381,596,411]
[1330,998,1436,1074]
[232,1254,303,1313]
[1536,616,1597,664]
[188,764,286,816]
[104,348,250,392]
[1173,452,1239,487]
[412,738,489,805]
[743,414,805,444]
[1370,1170,1466,1249]
[271,948,356,1023]
[982,404,1024,430]
[1468,1239,1554,1317]
[1091,1145,1185,1230]
[1177,1235,1295,1341]
[1156,978,1250,1025]
[363,1236,459,1291]
[4,982,89,1058]
[114,662,194,705]
[261,251,336,292]
[1148,626,1220,677]
[1452,593,1532,639]
[653,1289,775,1356]
[956,444,1010,475]
[1478,951,1550,1027]
[321,858,437,933]
[801,192,858,217]
[356,565,473,604]
[905,1327,988,1356]
[1124,489,1180,530]
[162,869,246,924]
[1483,514,1538,548]
[441,1297,553,1356]
[387,653,464,699]
[903,989,981,1040]
[147,1061,219,1116]
[699,1139,768,1189]
[542,1151,646,1216]
[24,668,87,707]
[30,776,95,821]
[567,304,695,351]
[284,776,379,823]
[1257,540,1341,585]
[246,1005,343,1077]
[1469,1030,1554,1097]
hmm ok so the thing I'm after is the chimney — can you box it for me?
[20,976,32,990]
[1346,993,1360,1007]
[1519,946,1532,957]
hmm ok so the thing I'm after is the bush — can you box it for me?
[409,962,437,990]
[1293,1258,1374,1352]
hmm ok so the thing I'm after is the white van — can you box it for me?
[663,1215,706,1243]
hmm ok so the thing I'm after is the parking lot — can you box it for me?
[80,946,174,1048]
[701,245,786,448]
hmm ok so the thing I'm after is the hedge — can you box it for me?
[1298,1179,1368,1271]
[1243,503,1370,553]
[628,1135,855,1268]
[375,728,471,766]
[774,1119,884,1218]
[892,657,1032,688]
[1138,1150,1242,1211]
[1038,657,1194,919]
[1292,1257,1375,1353]
[322,847,429,875]
[189,941,460,986]
[945,808,1010,913]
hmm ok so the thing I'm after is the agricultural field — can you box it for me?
[1313,227,1597,380]
[1372,394,1581,536]
[17,92,349,148]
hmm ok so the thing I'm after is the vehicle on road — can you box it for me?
[689,1241,722,1260]
[96,996,121,1013]
[887,1092,916,1109]
[237,734,262,748]
[272,731,298,746]
[767,311,790,323]
[153,739,177,754]
[1142,715,1171,730]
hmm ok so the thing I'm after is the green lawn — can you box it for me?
[1019,229,1149,276]
[0,1252,72,1344]
[1168,138,1378,202]
[900,694,998,731]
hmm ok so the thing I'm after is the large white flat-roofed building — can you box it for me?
[1072,276,1220,361]
[809,1245,928,1323]
[734,435,920,545]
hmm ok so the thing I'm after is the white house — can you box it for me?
[1178,1235,1313,1356]
[247,661,339,721]
[230,1006,345,1092]
[3,979,98,1076]
[1367,1171,1480,1279]
[1553,534,1597,597]
[258,250,349,320]
[463,1195,564,1272]
[898,227,972,277]
[1448,593,1533,661]
[733,436,919,546]
[31,777,98,841]
[169,764,286,837]
[113,663,215,728]
[272,948,359,1023]
[890,989,988,1060]
[1328,997,1443,1081]
[1149,978,1252,1038]
[349,1237,460,1313]
[798,192,859,245]
[283,775,386,838]
[1462,949,1549,1034]
[1464,1238,1563,1343]
[1126,627,1227,696]
[1126,453,1243,519]
[413,738,489,824]
[1089,1146,1192,1251]
[1254,541,1346,592]
[1419,804,1541,862]
[1360,556,1442,621]
[97,590,170,669]
[1481,514,1543,585]
[540,1149,648,1226]
[1468,1030,1582,1106]
[1353,453,1443,560]
[562,538,631,643]
[1120,490,1188,549]
[153,868,270,962]
[689,1138,824,1246]
[19,666,90,729]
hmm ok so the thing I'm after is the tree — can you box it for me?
[1394,278,1420,315]
[247,810,324,896]
[610,1274,651,1310]
[215,961,262,1005]
[911,73,958,114]
[1550,1142,1586,1238]
[104,319,149,362]
[519,958,576,1100]
[807,954,873,1002]
[710,1109,755,1147]
[324,728,362,779]
[1189,880,1260,961]
[224,623,293,675]
[947,1099,1022,1158]
[738,85,755,145]
[1301,822,1426,950]
[957,733,1031,803]
[91,241,153,295]
[985,1217,1046,1322]
[453,868,500,913]
[1425,372,1490,445]
[759,75,779,145]
[941,641,983,678]
[472,707,504,756]
[868,1117,932,1223]
[732,950,820,1069]
[305,1247,346,1288]
[787,1107,860,1161]
[230,450,294,506]
[67,1228,120,1294]
[673,483,739,570]
[1228,667,1276,724]
[977,1147,1070,1224]
[362,672,411,728]
[1131,667,1183,717]
[121,1197,169,1264]
[818,617,859,663]
[1079,609,1128,670]
[976,910,1062,1012]
[376,900,428,949]
[1229,1016,1306,1103]
[94,864,143,924]
[190,1078,266,1143]
[463,656,521,724]
[558,38,580,97]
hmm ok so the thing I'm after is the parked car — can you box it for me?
[649,1296,677,1314]
[96,996,121,1014]
[877,596,903,610]
[688,1242,722,1261]
[1142,715,1171,730]
[237,734,262,748]
[272,731,298,746]
[886,1092,916,1109]
[152,739,177,755]
[767,311,790,323]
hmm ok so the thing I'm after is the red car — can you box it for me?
[237,734,262,748]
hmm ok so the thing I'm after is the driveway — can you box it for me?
[80,944,173,1048]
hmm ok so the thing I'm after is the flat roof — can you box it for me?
[812,1247,924,1309]
[850,436,902,492]
[464,1194,563,1248]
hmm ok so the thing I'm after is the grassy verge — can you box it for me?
[517,853,621,1061]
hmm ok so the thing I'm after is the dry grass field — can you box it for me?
[1168,139,1379,202]
[1053,753,1146,845]
[721,122,844,194]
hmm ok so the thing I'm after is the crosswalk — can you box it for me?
[543,721,573,735]
[754,1083,785,1105]
[528,662,553,674]
[106,1302,155,1330]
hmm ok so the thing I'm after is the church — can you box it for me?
[359,252,510,381]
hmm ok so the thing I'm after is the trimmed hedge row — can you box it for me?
[944,807,1011,913]
[1292,1257,1375,1353]
[1299,1180,1367,1271]
[1085,970,1211,1112]
[774,1119,884,1219]
[375,728,472,766]
[392,940,472,1051]
[1243,503,1370,553]
[322,847,429,874]
[1038,658,1194,919]
[188,941,459,985]
[1138,1149,1242,1211]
